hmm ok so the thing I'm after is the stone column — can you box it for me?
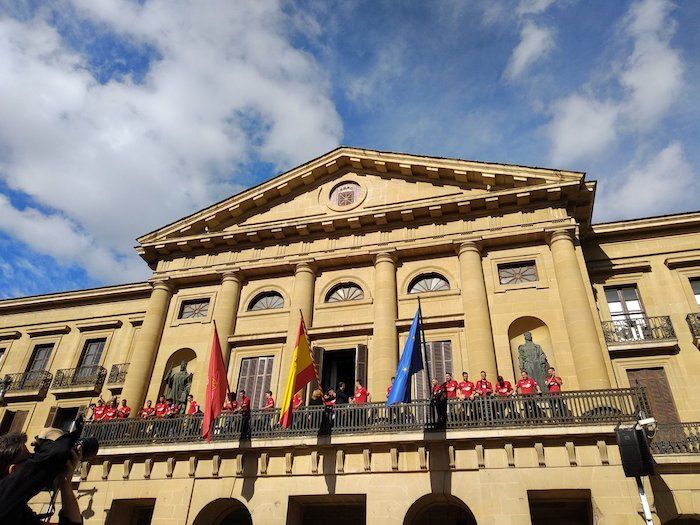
[213,270,243,367]
[549,229,610,389]
[120,280,173,413]
[372,252,399,398]
[457,241,498,381]
[279,262,316,395]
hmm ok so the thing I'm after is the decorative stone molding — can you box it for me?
[285,452,293,475]
[189,456,198,477]
[535,443,545,467]
[336,450,344,474]
[565,442,577,466]
[418,447,427,470]
[311,451,319,474]
[597,441,610,465]
[260,453,269,475]
[363,449,371,472]
[235,454,243,476]
[123,459,132,480]
[390,448,399,471]
[144,458,153,478]
[212,455,221,477]
[101,461,111,480]
[448,446,456,469]
[475,445,485,469]
[166,457,175,478]
[505,444,515,467]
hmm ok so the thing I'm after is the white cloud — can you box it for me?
[596,142,695,220]
[620,0,684,130]
[547,94,620,167]
[545,0,684,166]
[516,0,557,16]
[346,43,405,106]
[0,1,342,285]
[504,21,555,81]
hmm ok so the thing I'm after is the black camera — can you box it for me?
[34,415,99,461]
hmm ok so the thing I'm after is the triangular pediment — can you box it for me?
[136,147,590,263]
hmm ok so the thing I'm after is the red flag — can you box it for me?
[202,322,229,442]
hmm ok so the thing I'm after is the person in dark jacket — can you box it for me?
[0,430,83,524]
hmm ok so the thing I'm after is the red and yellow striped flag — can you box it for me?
[280,314,318,428]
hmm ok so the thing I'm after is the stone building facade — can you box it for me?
[0,148,698,524]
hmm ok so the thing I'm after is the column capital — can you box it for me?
[149,279,173,293]
[547,228,576,246]
[455,239,483,257]
[373,251,397,265]
[220,269,243,284]
[294,260,316,276]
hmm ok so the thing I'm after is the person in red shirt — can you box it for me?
[223,392,238,412]
[352,380,370,404]
[238,389,251,440]
[475,371,493,397]
[430,378,447,429]
[494,375,514,421]
[516,370,542,419]
[264,390,275,410]
[92,399,106,422]
[386,377,394,399]
[186,394,199,415]
[457,372,475,422]
[138,400,155,418]
[104,400,118,421]
[443,373,459,399]
[155,396,169,418]
[117,399,131,418]
[167,398,180,417]
[545,367,569,419]
[544,367,563,393]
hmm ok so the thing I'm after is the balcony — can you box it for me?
[602,315,678,355]
[52,365,107,395]
[687,313,700,349]
[82,388,650,448]
[0,370,53,400]
[106,363,129,390]
[650,422,700,455]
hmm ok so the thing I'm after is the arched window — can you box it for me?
[408,273,450,294]
[325,283,364,303]
[248,291,284,311]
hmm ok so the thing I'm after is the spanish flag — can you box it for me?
[280,314,318,428]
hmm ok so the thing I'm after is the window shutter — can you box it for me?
[10,410,28,432]
[355,344,368,388]
[413,341,453,399]
[236,356,275,409]
[627,368,680,424]
[45,406,58,427]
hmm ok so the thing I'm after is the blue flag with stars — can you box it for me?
[386,307,424,405]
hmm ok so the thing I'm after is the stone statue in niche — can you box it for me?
[164,360,193,412]
[517,332,550,392]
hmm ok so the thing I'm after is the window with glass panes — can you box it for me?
[691,278,700,307]
[25,343,53,388]
[236,356,274,409]
[179,298,210,319]
[76,339,105,380]
[605,285,647,341]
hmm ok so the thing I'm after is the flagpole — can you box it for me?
[417,296,431,398]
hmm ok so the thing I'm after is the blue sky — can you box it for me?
[0,0,698,298]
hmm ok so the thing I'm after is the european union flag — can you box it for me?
[386,307,424,405]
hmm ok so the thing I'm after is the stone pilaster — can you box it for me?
[213,270,243,367]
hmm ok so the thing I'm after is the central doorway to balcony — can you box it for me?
[314,345,367,394]
[322,349,355,392]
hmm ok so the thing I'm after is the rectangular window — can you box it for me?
[27,343,54,372]
[605,286,647,341]
[178,298,210,319]
[528,490,592,525]
[691,278,700,306]
[236,356,274,409]
[413,341,452,399]
[79,339,106,368]
[106,499,156,525]
[0,409,29,435]
[498,261,538,285]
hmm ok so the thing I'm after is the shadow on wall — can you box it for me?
[508,317,554,380]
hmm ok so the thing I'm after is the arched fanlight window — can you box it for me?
[248,291,284,311]
[408,273,450,294]
[325,283,365,303]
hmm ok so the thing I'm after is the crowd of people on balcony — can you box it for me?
[86,368,566,437]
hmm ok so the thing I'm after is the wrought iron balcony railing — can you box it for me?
[82,388,650,448]
[650,422,700,454]
[52,365,107,390]
[602,316,676,345]
[687,313,700,346]
[107,363,129,385]
[0,370,53,396]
